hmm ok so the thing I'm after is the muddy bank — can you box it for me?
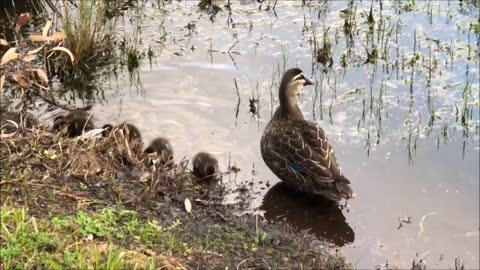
[0,109,351,269]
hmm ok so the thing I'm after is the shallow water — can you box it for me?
[59,1,479,268]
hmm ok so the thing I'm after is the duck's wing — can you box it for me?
[269,121,338,183]
[295,120,349,182]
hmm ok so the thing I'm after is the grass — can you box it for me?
[0,206,183,269]
[0,204,273,269]
[61,0,115,70]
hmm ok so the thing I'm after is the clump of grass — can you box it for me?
[315,27,333,69]
[61,1,115,70]
[0,206,185,269]
[198,0,222,14]
[404,0,416,12]
[120,34,144,73]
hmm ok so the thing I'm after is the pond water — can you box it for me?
[50,0,480,268]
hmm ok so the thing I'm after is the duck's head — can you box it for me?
[193,152,219,180]
[280,68,314,97]
[144,137,174,165]
[102,123,142,143]
[53,110,94,138]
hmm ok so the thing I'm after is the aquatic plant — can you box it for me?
[61,0,115,70]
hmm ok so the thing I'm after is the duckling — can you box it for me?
[53,110,94,137]
[192,152,219,181]
[102,123,142,143]
[144,137,174,166]
[260,68,354,202]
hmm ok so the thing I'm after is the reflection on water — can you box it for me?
[261,182,354,247]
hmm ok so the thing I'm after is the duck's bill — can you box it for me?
[303,77,314,86]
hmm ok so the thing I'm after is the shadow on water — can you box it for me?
[260,182,355,247]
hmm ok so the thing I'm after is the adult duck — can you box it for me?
[260,68,354,201]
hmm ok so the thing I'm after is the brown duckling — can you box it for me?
[102,123,142,143]
[53,110,94,138]
[144,137,174,166]
[192,152,219,181]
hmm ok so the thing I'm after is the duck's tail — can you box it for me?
[335,175,355,200]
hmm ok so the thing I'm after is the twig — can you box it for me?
[237,258,249,270]
[228,40,239,53]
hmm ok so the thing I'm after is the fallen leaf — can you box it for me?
[0,39,9,47]
[50,32,66,40]
[29,32,66,42]
[78,128,106,140]
[16,12,32,30]
[23,54,37,62]
[11,73,30,88]
[42,20,52,37]
[1,47,18,65]
[29,34,48,42]
[0,132,17,139]
[50,46,75,63]
[27,44,46,55]
[184,198,192,213]
[34,69,49,84]
[0,74,4,95]
[95,242,108,253]
[1,120,18,132]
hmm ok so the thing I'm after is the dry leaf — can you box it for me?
[139,172,151,182]
[184,198,192,213]
[1,47,18,65]
[11,73,30,88]
[42,20,52,37]
[50,32,66,40]
[50,46,75,63]
[29,33,66,42]
[0,74,5,95]
[23,54,37,62]
[95,242,108,254]
[29,34,48,42]
[35,69,49,84]
[78,128,106,140]
[16,12,32,30]
[0,39,9,47]
[0,131,17,139]
[28,44,45,55]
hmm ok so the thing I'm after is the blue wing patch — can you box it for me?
[288,160,304,173]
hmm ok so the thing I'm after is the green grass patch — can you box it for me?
[0,206,185,269]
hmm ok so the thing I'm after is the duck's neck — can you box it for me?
[274,85,304,120]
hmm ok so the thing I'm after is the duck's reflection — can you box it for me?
[260,182,355,247]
